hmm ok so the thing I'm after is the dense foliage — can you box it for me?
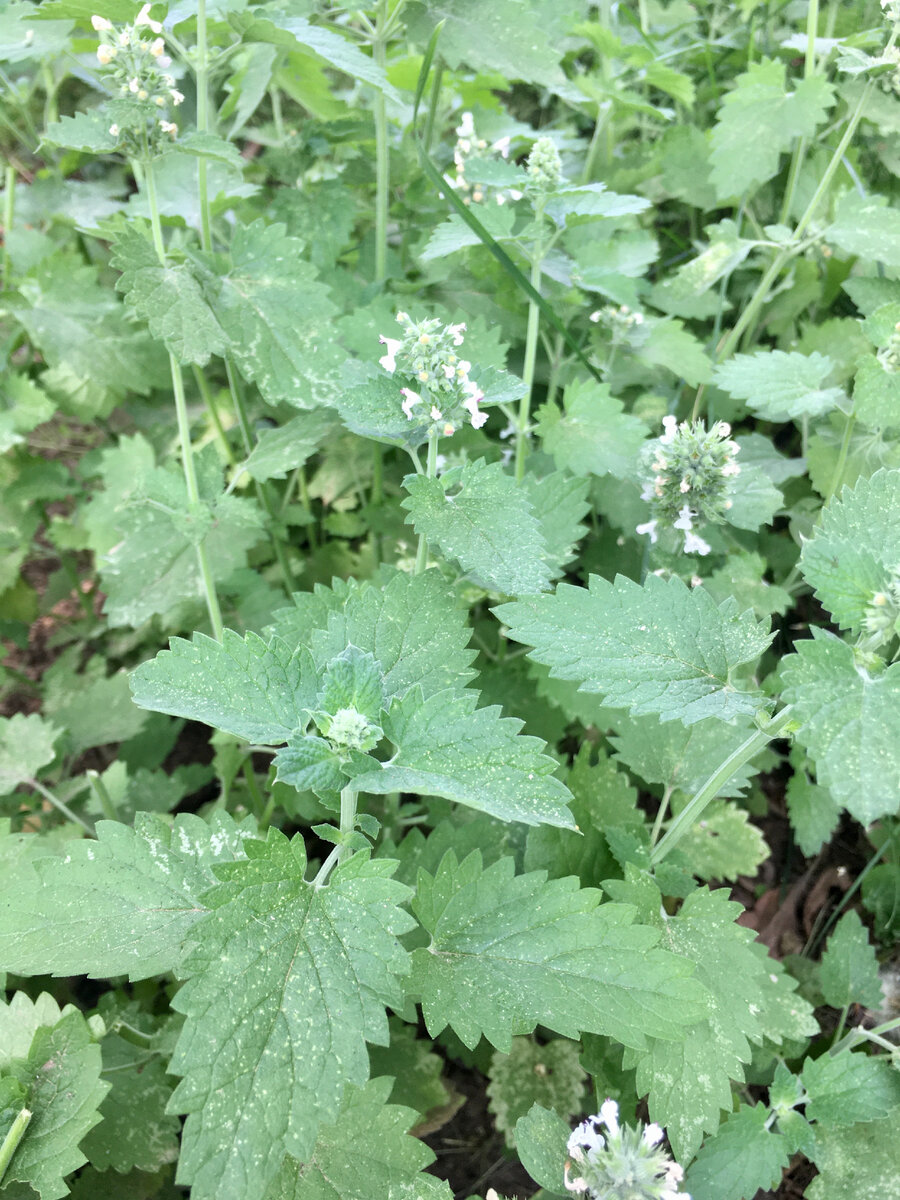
[1,1,900,1198]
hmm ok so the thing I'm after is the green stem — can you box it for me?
[0,1108,31,1186]
[415,432,439,573]
[339,784,358,850]
[2,164,14,289]
[193,365,237,467]
[650,785,673,849]
[373,0,390,282]
[270,81,284,143]
[195,0,212,251]
[515,206,545,481]
[143,158,225,640]
[298,467,318,550]
[423,56,443,152]
[831,1002,851,1048]
[650,707,794,866]
[824,411,856,504]
[86,769,117,822]
[242,758,266,819]
[27,778,94,836]
[114,1020,155,1049]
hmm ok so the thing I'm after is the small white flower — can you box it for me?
[463,394,487,428]
[149,36,165,57]
[378,335,402,373]
[679,477,691,493]
[673,504,694,531]
[447,322,466,345]
[643,1123,664,1148]
[170,88,185,105]
[599,1099,620,1136]
[109,122,120,137]
[430,405,442,420]
[91,13,112,30]
[456,359,472,377]
[400,388,420,419]
[154,94,165,105]
[157,53,171,68]
[96,43,116,63]
[683,529,711,556]
[118,29,130,45]
[640,482,655,501]
[660,414,679,444]
[456,111,475,138]
[137,88,148,100]
[128,76,140,92]
[492,135,511,158]
[721,461,741,477]
[136,3,163,33]
[158,119,178,136]
[636,520,658,544]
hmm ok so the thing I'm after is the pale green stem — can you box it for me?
[515,204,545,481]
[193,365,237,467]
[824,410,856,504]
[2,164,14,289]
[0,1108,31,1186]
[86,769,117,822]
[650,785,674,849]
[26,777,94,836]
[270,81,284,143]
[650,707,794,866]
[779,0,819,224]
[195,0,212,252]
[144,158,225,640]
[415,432,439,573]
[423,57,444,152]
[373,0,389,282]
[832,1015,900,1057]
[340,784,358,846]
[831,1002,851,1048]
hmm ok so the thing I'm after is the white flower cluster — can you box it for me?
[565,1100,689,1200]
[636,416,741,557]
[92,6,183,147]
[590,303,645,338]
[379,313,488,435]
[448,112,522,206]
[882,0,900,23]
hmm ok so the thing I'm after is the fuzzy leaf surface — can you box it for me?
[349,687,574,829]
[535,380,647,479]
[799,468,900,632]
[685,1104,789,1200]
[131,631,319,744]
[496,573,772,726]
[819,910,885,1010]
[807,1111,900,1200]
[168,833,413,1200]
[802,1052,900,1126]
[408,851,706,1053]
[781,631,900,823]
[0,812,253,980]
[712,350,843,421]
[521,471,590,579]
[402,459,552,596]
[0,714,59,795]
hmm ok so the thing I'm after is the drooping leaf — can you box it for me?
[712,350,844,421]
[781,630,900,824]
[0,812,253,980]
[826,192,900,270]
[402,459,553,596]
[242,410,340,482]
[0,714,59,796]
[685,1103,789,1200]
[785,770,841,856]
[408,851,706,1053]
[168,834,413,1200]
[799,468,900,633]
[496,573,773,726]
[514,1104,571,1196]
[802,1052,900,1126]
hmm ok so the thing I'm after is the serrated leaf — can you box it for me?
[806,1109,900,1200]
[2,998,108,1200]
[212,220,342,409]
[710,61,834,199]
[515,1103,570,1195]
[702,553,792,620]
[367,1019,455,1124]
[111,225,229,367]
[636,318,712,386]
[536,380,647,479]
[685,1103,789,1200]
[168,834,413,1200]
[713,350,844,421]
[496,573,772,726]
[521,471,590,579]
[785,771,840,856]
[802,1052,900,1126]
[826,192,900,269]
[781,630,900,823]
[674,801,768,882]
[131,631,318,744]
[0,812,253,980]
[409,851,706,1053]
[242,410,340,482]
[421,205,515,261]
[545,183,650,227]
[800,467,900,632]
[263,1078,451,1200]
[43,110,117,153]
[0,714,59,795]
[853,355,900,431]
[333,367,430,448]
[487,1037,585,1148]
[348,686,574,829]
[402,459,553,596]
[820,910,885,1010]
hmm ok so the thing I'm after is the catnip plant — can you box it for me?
[0,2,900,1200]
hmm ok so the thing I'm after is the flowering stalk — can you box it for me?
[415,431,439,574]
[565,1099,689,1199]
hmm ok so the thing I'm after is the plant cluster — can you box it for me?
[1,2,900,1200]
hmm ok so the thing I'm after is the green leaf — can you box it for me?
[702,553,792,621]
[799,468,900,632]
[111,224,230,367]
[536,380,647,479]
[710,61,834,199]
[0,812,253,980]
[43,110,117,153]
[713,350,844,421]
[367,1019,455,1123]
[515,1103,570,1195]
[635,318,712,387]
[545,184,650,227]
[487,1037,585,1148]
[826,192,900,269]
[685,1103,789,1200]
[131,630,318,744]
[402,459,553,596]
[212,220,342,409]
[262,1078,451,1200]
[521,471,590,579]
[334,368,430,448]
[348,686,574,829]
[819,910,885,1010]
[806,1109,900,1199]
[496,573,772,726]
[852,355,900,432]
[0,714,59,795]
[168,834,413,1200]
[674,801,768,882]
[802,1052,900,1126]
[243,411,340,482]
[785,770,840,856]
[1,996,108,1200]
[409,851,706,1053]
[781,630,900,823]
[420,205,515,262]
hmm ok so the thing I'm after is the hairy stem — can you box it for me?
[0,1108,31,1186]
[415,431,439,573]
